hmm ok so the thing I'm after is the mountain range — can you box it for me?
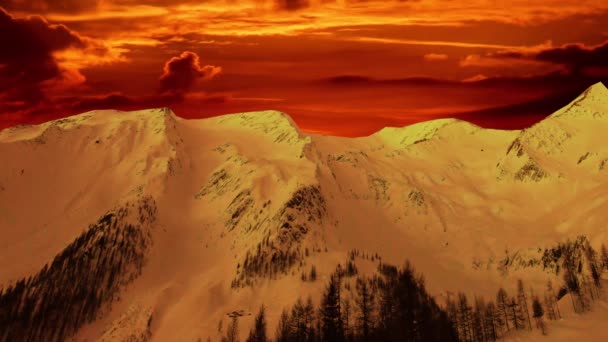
[1,82,608,341]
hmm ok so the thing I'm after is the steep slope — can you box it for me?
[0,108,179,288]
[0,197,157,342]
[498,82,608,181]
[1,83,608,341]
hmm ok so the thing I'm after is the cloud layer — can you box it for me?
[1,3,608,135]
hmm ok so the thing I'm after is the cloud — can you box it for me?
[68,92,137,112]
[533,40,608,71]
[462,74,488,83]
[423,53,448,61]
[159,51,221,95]
[0,7,91,112]
[320,72,588,89]
[449,88,589,129]
[276,0,309,11]
[321,75,456,86]
[115,0,311,11]
[484,40,608,73]
[0,89,230,129]
[0,0,100,13]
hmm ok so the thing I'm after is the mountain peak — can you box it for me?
[372,118,480,147]
[587,81,608,95]
[208,110,307,144]
[546,81,608,120]
[576,82,608,104]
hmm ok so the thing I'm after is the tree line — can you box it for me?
[226,238,608,342]
[223,260,457,342]
[445,237,607,341]
[0,197,157,342]
[444,278,559,341]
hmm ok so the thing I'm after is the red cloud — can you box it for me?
[276,0,309,10]
[490,40,608,73]
[423,53,448,61]
[0,7,90,113]
[159,51,221,95]
[0,0,100,13]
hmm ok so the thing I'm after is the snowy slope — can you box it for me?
[1,82,608,341]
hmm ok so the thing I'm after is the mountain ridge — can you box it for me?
[2,82,608,341]
[2,82,606,144]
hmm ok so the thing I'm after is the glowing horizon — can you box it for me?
[1,0,607,136]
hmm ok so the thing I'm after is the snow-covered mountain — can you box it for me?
[1,82,608,341]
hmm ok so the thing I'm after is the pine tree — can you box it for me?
[562,244,582,312]
[225,317,240,342]
[585,245,602,297]
[579,274,594,308]
[495,288,510,333]
[275,309,291,342]
[516,279,532,331]
[445,293,460,339]
[601,244,608,270]
[342,298,353,341]
[309,265,317,282]
[532,296,546,335]
[304,297,316,342]
[543,294,555,320]
[355,277,374,341]
[246,305,268,342]
[507,297,524,330]
[545,280,560,319]
[483,302,498,341]
[472,296,486,342]
[320,275,343,342]
[457,292,473,342]
[376,265,398,340]
[395,263,423,341]
[291,298,307,342]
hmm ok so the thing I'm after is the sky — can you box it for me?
[0,0,607,136]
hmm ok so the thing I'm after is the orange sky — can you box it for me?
[1,0,607,136]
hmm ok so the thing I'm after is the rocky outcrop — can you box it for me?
[232,185,327,287]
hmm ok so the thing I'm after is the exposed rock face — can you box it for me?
[225,189,255,231]
[232,185,327,287]
[274,185,326,246]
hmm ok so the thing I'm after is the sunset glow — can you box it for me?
[1,0,607,135]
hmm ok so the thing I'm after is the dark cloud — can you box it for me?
[159,51,221,95]
[321,75,457,87]
[450,81,607,129]
[276,0,309,11]
[319,71,607,130]
[0,7,89,112]
[62,91,195,113]
[491,40,608,73]
[69,93,138,112]
[0,90,228,128]
[321,71,604,91]
[72,92,235,113]
[0,0,99,13]
[67,92,228,114]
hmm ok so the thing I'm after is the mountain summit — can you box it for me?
[548,81,608,119]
